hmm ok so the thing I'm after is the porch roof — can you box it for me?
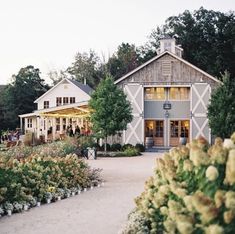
[19,101,91,118]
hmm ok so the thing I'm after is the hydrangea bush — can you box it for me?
[121,134,235,234]
[0,154,102,216]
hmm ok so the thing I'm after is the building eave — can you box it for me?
[114,51,221,85]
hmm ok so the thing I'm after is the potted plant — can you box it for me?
[56,188,65,200]
[13,202,23,213]
[71,187,77,196]
[44,192,52,204]
[21,201,30,211]
[4,202,13,216]
[64,188,71,198]
[0,205,4,217]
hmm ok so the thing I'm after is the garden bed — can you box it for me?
[120,134,235,234]
[0,138,102,218]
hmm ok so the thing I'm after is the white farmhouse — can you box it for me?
[19,78,92,141]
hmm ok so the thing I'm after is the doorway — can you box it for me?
[170,120,190,146]
[145,120,164,146]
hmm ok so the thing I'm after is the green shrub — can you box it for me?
[135,143,145,152]
[101,143,111,151]
[110,143,122,151]
[116,147,141,157]
[122,143,134,151]
[122,134,235,233]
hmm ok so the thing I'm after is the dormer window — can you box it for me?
[70,97,75,103]
[63,97,69,105]
[44,101,49,109]
[56,97,62,106]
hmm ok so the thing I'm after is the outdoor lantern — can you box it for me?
[165,110,170,118]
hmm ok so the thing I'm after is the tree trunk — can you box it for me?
[104,135,107,154]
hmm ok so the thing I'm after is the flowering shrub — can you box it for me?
[0,137,78,159]
[0,154,102,216]
[122,134,235,234]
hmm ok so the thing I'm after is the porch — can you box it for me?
[19,102,92,142]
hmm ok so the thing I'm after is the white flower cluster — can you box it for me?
[125,134,235,233]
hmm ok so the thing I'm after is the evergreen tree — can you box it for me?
[89,75,133,151]
[208,72,235,138]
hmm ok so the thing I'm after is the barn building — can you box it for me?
[115,37,220,147]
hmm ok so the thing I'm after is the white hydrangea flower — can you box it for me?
[225,149,235,185]
[177,221,194,234]
[206,166,219,181]
[205,224,224,234]
[223,139,235,149]
[183,195,194,212]
[225,191,235,210]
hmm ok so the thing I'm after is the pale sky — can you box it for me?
[0,0,234,85]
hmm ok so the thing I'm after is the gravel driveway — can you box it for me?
[0,153,160,234]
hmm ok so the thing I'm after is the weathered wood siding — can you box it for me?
[118,54,218,89]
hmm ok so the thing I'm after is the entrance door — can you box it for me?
[145,120,164,146]
[170,120,189,146]
[154,120,164,146]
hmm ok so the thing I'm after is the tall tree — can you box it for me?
[146,8,235,79]
[89,75,133,151]
[208,72,235,138]
[106,43,139,80]
[2,66,49,129]
[67,50,104,89]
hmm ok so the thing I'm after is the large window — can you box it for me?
[43,101,49,109]
[169,87,190,100]
[56,97,62,106]
[145,87,165,100]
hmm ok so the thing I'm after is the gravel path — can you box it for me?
[0,153,160,234]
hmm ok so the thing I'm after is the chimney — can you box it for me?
[84,78,86,85]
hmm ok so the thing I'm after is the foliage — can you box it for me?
[122,135,235,233]
[89,75,133,151]
[122,143,134,151]
[135,143,145,152]
[0,137,79,159]
[78,135,96,149]
[116,147,141,157]
[1,66,49,130]
[66,50,104,89]
[0,154,102,216]
[106,43,140,80]
[110,143,122,152]
[145,7,235,79]
[208,72,235,138]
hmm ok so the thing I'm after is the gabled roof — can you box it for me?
[114,51,221,84]
[34,78,93,103]
[68,79,93,95]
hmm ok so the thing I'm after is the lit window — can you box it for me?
[63,97,69,105]
[43,101,49,109]
[169,87,189,100]
[56,97,62,106]
[145,87,165,100]
[70,97,75,104]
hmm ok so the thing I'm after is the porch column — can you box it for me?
[60,117,63,134]
[20,117,23,133]
[52,117,56,140]
[45,118,48,142]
